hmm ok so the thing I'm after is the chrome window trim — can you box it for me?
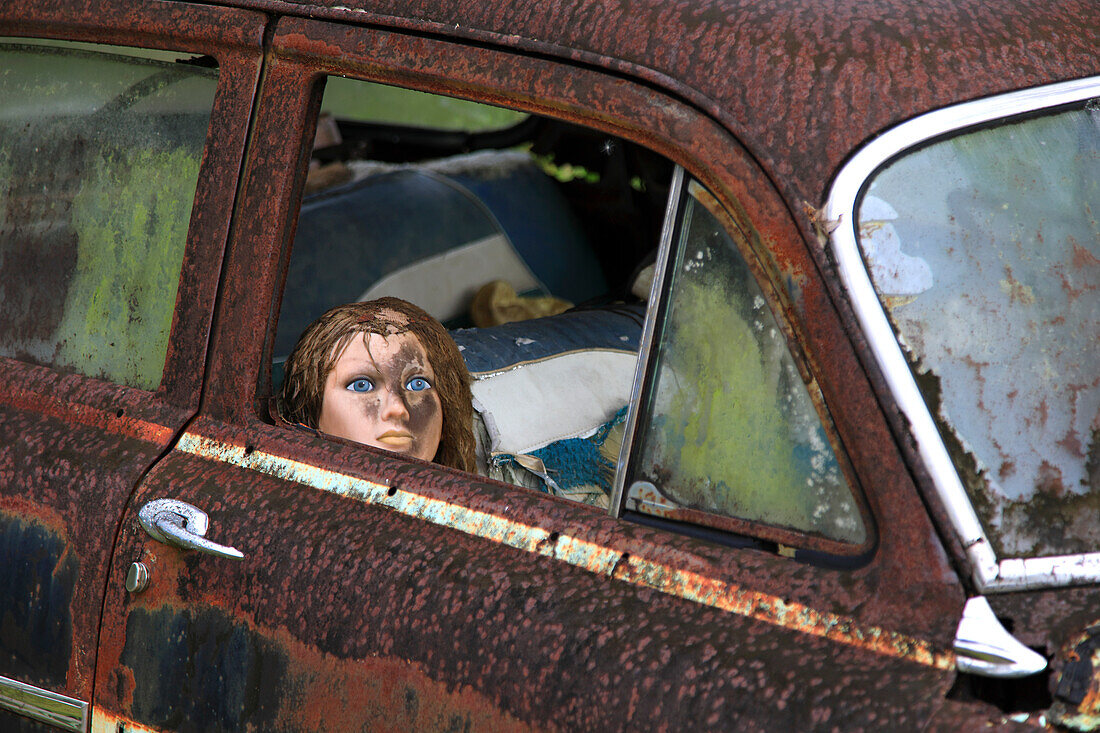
[824,76,1100,592]
[611,164,685,517]
[0,675,87,732]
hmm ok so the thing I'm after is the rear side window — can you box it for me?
[0,40,217,390]
[857,101,1099,558]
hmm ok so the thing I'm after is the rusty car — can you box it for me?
[1,0,1098,729]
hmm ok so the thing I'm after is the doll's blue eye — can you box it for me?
[347,378,374,393]
[406,377,431,392]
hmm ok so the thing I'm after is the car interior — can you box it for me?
[270,77,674,508]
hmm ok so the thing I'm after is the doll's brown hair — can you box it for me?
[279,298,475,473]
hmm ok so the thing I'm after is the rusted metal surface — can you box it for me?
[166,12,1019,723]
[0,360,192,703]
[94,416,979,730]
[225,0,1098,591]
[923,703,1041,732]
[177,430,954,670]
[228,0,1100,211]
[141,19,983,725]
[0,0,264,719]
[1049,623,1100,731]
[211,17,969,643]
[8,0,1088,727]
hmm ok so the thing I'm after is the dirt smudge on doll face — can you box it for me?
[318,331,443,461]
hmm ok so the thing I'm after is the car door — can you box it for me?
[91,14,977,732]
[0,2,264,730]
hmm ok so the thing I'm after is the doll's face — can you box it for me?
[318,330,443,462]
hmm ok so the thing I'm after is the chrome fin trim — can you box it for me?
[0,675,87,732]
[953,597,1047,678]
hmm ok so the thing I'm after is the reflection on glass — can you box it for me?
[628,184,865,545]
[859,103,1099,557]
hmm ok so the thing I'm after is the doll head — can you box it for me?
[279,298,475,473]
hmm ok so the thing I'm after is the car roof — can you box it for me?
[220,0,1099,203]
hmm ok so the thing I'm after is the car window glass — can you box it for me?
[0,39,217,390]
[621,181,866,545]
[858,102,1099,558]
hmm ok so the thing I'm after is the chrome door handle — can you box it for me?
[138,498,244,560]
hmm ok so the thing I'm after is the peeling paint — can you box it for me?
[860,104,1100,560]
[0,515,78,688]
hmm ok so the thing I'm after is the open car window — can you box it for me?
[321,76,527,132]
[273,77,867,556]
[0,38,217,390]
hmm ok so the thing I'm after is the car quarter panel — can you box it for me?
[0,0,264,721]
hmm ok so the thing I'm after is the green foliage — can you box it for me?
[322,78,527,131]
[531,152,601,183]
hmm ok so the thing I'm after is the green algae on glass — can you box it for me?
[651,270,806,522]
[52,146,199,390]
[635,192,864,543]
[0,40,215,391]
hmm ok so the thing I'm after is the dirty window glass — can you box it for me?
[0,39,217,390]
[858,102,1099,558]
[624,182,866,545]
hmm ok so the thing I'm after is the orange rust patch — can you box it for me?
[0,383,174,443]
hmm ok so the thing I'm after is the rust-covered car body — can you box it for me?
[0,0,1097,730]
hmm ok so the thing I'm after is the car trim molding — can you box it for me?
[177,431,955,670]
[0,675,87,732]
[824,75,1100,593]
[611,164,684,517]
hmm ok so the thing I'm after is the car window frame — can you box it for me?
[611,167,873,556]
[824,74,1100,593]
[260,32,874,559]
[198,13,967,649]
